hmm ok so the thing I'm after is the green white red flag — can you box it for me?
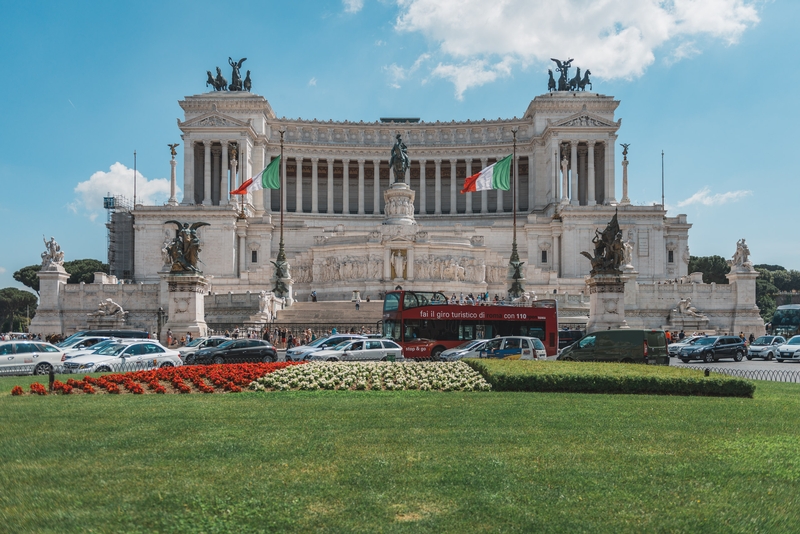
[460,154,512,193]
[231,156,281,194]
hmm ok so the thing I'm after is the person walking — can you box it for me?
[355,295,361,311]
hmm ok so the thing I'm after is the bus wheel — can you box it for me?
[430,347,444,361]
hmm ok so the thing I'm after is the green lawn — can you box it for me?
[1,376,799,533]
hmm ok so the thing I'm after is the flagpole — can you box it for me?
[276,130,286,265]
[133,150,137,206]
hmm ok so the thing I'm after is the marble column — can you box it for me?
[570,140,578,206]
[449,159,457,215]
[211,145,221,205]
[606,137,617,204]
[553,230,562,278]
[181,139,194,205]
[221,142,229,205]
[465,158,473,214]
[527,154,535,211]
[496,157,504,213]
[327,158,334,214]
[372,159,381,214]
[480,157,489,214]
[358,159,365,215]
[578,143,587,206]
[295,156,303,213]
[168,158,178,206]
[311,157,319,213]
[203,141,212,206]
[587,141,596,206]
[419,159,427,214]
[342,159,350,215]
[434,159,442,215]
[252,142,265,214]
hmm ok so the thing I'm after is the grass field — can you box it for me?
[1,374,799,533]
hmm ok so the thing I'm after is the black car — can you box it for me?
[191,339,277,365]
[678,335,746,363]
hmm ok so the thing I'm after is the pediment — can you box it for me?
[179,112,250,129]
[551,112,618,129]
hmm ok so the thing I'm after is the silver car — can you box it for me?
[309,339,403,362]
[63,341,183,373]
[439,339,489,361]
[747,335,786,361]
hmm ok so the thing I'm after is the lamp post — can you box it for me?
[157,307,165,343]
[508,128,525,299]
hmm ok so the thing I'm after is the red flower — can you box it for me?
[11,385,24,396]
[30,382,48,395]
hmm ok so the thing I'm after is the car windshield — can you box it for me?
[185,338,204,347]
[87,339,118,352]
[95,344,129,356]
[216,340,237,349]
[532,338,545,350]
[752,337,772,345]
[786,337,800,346]
[453,340,482,350]
[307,337,331,348]
[333,341,352,350]
[693,337,715,346]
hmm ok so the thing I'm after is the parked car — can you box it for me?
[62,340,182,373]
[677,335,746,363]
[0,340,66,375]
[668,335,704,357]
[192,339,277,365]
[178,336,230,362]
[775,336,800,362]
[58,336,113,354]
[60,330,150,344]
[286,334,366,361]
[747,335,786,361]
[309,339,403,362]
[557,329,669,365]
[63,338,148,360]
[438,339,490,361]
[480,336,547,360]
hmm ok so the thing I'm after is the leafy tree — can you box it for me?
[0,288,38,332]
[63,259,109,285]
[755,268,780,323]
[688,255,730,284]
[12,259,109,294]
[13,265,41,294]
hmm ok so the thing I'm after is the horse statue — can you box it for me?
[578,69,592,91]
[547,69,556,92]
[206,70,218,91]
[243,70,252,92]
[389,134,410,182]
[568,67,581,91]
[214,67,228,92]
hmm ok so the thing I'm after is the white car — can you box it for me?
[62,341,183,373]
[0,340,67,375]
[480,336,547,360]
[747,335,786,361]
[57,336,112,353]
[775,336,800,363]
[309,339,403,362]
[286,334,367,361]
[439,339,490,361]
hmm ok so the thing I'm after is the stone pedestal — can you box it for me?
[726,267,765,335]
[383,182,416,226]
[87,314,128,330]
[587,274,626,333]
[29,265,70,337]
[162,272,208,339]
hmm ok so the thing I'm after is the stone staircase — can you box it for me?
[274,300,383,326]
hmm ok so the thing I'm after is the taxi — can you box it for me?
[480,336,547,360]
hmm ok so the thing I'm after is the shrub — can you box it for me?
[464,359,755,397]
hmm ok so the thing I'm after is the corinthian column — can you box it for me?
[570,140,578,206]
[358,158,365,215]
[450,158,457,215]
[419,159,427,214]
[465,158,473,214]
[342,159,350,214]
[311,157,319,213]
[295,156,303,213]
[587,141,596,206]
[327,158,334,214]
[373,159,381,214]
[181,139,194,205]
[203,141,212,206]
[434,159,442,215]
[221,142,229,205]
[480,157,488,214]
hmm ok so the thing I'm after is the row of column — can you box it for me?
[269,155,534,215]
[552,139,614,206]
[182,139,257,207]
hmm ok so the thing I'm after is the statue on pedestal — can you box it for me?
[389,134,409,183]
[728,238,752,270]
[164,221,210,273]
[581,213,624,275]
[228,57,247,91]
[41,236,65,270]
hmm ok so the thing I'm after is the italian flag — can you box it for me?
[460,154,512,193]
[231,156,281,194]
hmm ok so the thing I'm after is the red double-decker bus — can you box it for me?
[382,290,559,360]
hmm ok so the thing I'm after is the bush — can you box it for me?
[464,359,755,397]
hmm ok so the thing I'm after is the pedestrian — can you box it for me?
[233,327,240,339]
[281,328,287,348]
[287,333,294,350]
[186,332,192,343]
[167,329,173,347]
[748,332,755,344]
[678,329,685,340]
[355,296,361,311]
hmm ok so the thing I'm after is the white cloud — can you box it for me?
[432,57,514,100]
[343,0,364,13]
[676,186,752,207]
[0,267,6,275]
[394,0,759,97]
[384,53,430,89]
[309,77,317,86]
[71,162,174,222]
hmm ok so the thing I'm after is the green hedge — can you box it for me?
[464,359,755,397]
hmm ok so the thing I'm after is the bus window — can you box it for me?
[459,324,474,340]
[383,320,400,340]
[383,293,400,312]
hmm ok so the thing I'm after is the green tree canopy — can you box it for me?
[13,259,109,294]
[0,287,38,332]
[688,255,730,285]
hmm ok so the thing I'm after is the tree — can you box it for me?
[755,268,780,323]
[0,288,38,332]
[63,259,109,285]
[688,255,730,285]
[13,265,40,294]
[12,259,109,294]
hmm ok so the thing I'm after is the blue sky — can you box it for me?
[1,0,797,291]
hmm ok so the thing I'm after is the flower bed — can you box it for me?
[250,361,492,392]
[9,362,301,396]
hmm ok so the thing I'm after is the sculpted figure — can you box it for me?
[391,251,406,279]
[623,237,634,267]
[389,134,410,182]
[41,236,65,268]
[580,213,624,275]
[92,298,125,316]
[228,57,247,91]
[730,238,751,267]
[164,221,210,273]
